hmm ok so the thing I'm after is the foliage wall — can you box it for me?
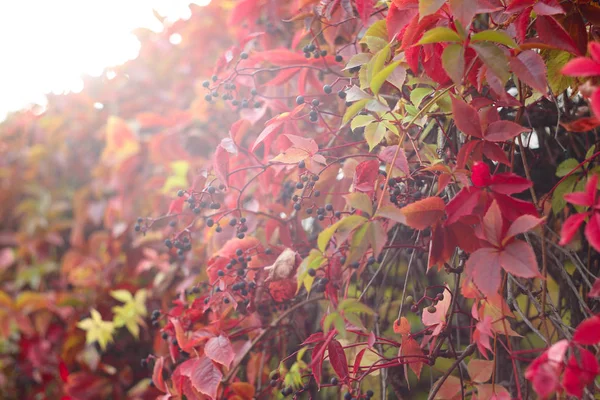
[3,0,600,399]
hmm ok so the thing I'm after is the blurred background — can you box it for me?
[0,0,210,120]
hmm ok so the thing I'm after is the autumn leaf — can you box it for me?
[205,334,235,368]
[111,289,147,339]
[400,196,445,230]
[76,309,115,351]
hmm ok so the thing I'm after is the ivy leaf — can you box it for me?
[417,27,461,45]
[356,0,374,25]
[76,309,115,351]
[343,99,369,125]
[343,192,373,216]
[510,50,548,93]
[400,196,445,230]
[556,158,579,177]
[371,61,401,95]
[573,315,600,345]
[419,0,446,19]
[449,0,477,28]
[484,120,529,142]
[451,96,482,138]
[179,356,223,399]
[111,289,147,339]
[317,215,367,252]
[442,44,465,84]
[328,339,350,381]
[536,15,581,55]
[470,42,510,83]
[432,375,462,399]
[471,30,518,48]
[214,144,230,189]
[364,122,386,151]
[205,334,235,368]
[467,359,494,383]
[152,356,168,393]
[399,336,424,378]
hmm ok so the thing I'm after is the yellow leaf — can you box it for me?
[77,309,115,351]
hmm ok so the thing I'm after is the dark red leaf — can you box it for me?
[451,95,483,138]
[532,0,563,15]
[302,332,325,345]
[445,187,481,224]
[505,0,535,13]
[484,120,529,142]
[328,339,349,382]
[509,50,548,93]
[311,341,325,386]
[482,142,510,165]
[561,117,600,132]
[536,15,581,55]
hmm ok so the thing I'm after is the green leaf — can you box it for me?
[585,145,597,166]
[344,192,374,216]
[297,250,324,292]
[323,311,346,336]
[375,205,406,224]
[471,30,518,48]
[351,114,375,131]
[556,158,579,177]
[360,20,388,42]
[110,290,133,303]
[470,42,510,83]
[410,87,434,108]
[344,53,372,71]
[317,215,367,252]
[544,49,574,96]
[364,122,387,151]
[442,44,465,84]
[371,61,401,95]
[367,44,390,84]
[338,298,375,315]
[418,27,461,45]
[343,99,370,125]
[552,175,577,215]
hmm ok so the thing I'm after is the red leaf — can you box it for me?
[532,0,564,15]
[152,356,168,393]
[311,341,326,385]
[328,339,349,382]
[356,0,374,25]
[465,247,502,298]
[561,57,600,77]
[573,315,600,345]
[481,200,504,247]
[399,337,424,378]
[484,120,529,142]
[561,117,600,132]
[302,332,325,345]
[482,142,510,165]
[591,88,600,118]
[563,347,599,397]
[536,15,581,55]
[451,96,483,138]
[559,212,587,245]
[386,3,418,41]
[585,212,600,252]
[250,119,284,153]
[180,356,223,399]
[499,240,540,278]
[353,159,380,193]
[393,317,412,335]
[205,335,235,368]
[445,187,481,224]
[489,173,532,194]
[400,196,446,230]
[505,0,535,13]
[471,161,492,187]
[168,197,185,215]
[510,50,548,93]
[213,144,230,189]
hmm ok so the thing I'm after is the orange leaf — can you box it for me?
[400,197,445,230]
[393,317,411,336]
[231,382,255,400]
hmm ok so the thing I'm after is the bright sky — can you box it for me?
[0,1,209,120]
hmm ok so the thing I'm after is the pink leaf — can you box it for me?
[421,287,451,336]
[588,277,600,298]
[563,348,599,398]
[451,96,483,138]
[489,173,532,194]
[505,0,535,13]
[328,339,350,382]
[181,356,223,399]
[509,50,548,93]
[482,200,504,247]
[504,214,545,242]
[449,0,478,28]
[205,335,235,368]
[573,315,600,345]
[561,58,600,77]
[466,247,502,298]
[591,88,600,118]
[499,240,540,278]
[250,119,284,152]
[356,0,374,25]
[379,145,410,176]
[484,120,529,142]
[558,212,587,245]
[353,159,381,193]
[213,144,230,189]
